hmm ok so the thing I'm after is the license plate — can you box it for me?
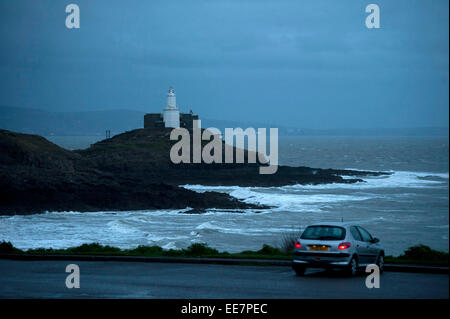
[309,246,328,251]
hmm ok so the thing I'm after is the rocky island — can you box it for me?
[0,128,389,215]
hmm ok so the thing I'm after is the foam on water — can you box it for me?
[337,170,449,188]
[183,171,448,195]
[289,171,448,190]
[107,220,140,234]
[195,221,294,235]
[234,189,372,210]
[146,234,189,242]
[183,184,374,210]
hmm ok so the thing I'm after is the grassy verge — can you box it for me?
[0,241,447,266]
[384,245,449,266]
[0,241,291,260]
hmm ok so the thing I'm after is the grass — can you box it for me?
[0,241,448,266]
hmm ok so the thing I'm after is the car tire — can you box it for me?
[377,254,384,274]
[293,265,306,276]
[346,256,358,277]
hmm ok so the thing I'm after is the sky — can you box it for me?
[0,0,448,129]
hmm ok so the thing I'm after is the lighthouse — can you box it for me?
[144,87,198,130]
[163,87,180,128]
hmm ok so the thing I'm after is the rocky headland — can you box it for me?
[0,128,389,215]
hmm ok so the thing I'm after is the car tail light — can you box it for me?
[338,242,351,250]
[294,241,301,249]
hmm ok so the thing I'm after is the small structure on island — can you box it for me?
[144,87,199,130]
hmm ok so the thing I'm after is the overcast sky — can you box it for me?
[0,0,448,129]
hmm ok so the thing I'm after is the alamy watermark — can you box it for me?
[169,120,279,174]
[365,4,381,29]
[365,264,380,289]
[65,4,80,29]
[65,264,80,288]
[64,4,381,30]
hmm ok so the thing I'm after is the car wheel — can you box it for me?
[293,265,306,276]
[346,257,358,276]
[377,255,384,274]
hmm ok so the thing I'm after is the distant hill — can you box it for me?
[0,106,447,137]
[0,106,145,136]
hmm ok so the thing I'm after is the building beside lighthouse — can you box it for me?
[144,87,199,130]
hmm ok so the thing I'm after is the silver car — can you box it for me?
[292,222,385,276]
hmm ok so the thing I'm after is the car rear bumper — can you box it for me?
[292,251,352,269]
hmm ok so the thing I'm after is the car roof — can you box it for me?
[307,222,355,228]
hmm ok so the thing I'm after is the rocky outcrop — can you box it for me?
[75,128,385,187]
[0,129,389,215]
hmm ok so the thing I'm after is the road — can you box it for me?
[0,259,447,298]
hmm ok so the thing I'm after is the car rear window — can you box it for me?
[300,226,346,240]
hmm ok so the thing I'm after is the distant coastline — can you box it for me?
[1,106,448,138]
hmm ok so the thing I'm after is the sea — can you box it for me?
[0,135,448,256]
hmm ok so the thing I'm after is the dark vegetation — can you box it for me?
[0,241,288,260]
[386,244,449,265]
[279,229,303,253]
[0,241,447,266]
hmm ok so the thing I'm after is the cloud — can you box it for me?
[0,0,448,128]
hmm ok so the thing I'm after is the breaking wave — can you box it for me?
[195,221,291,235]
[183,171,448,195]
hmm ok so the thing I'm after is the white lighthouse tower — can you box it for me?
[163,87,180,128]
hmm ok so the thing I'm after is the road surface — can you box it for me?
[0,259,447,298]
